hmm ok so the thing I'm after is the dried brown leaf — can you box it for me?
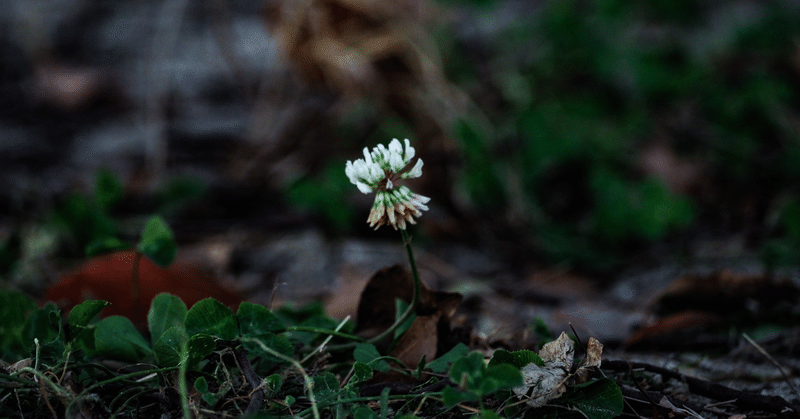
[389,312,440,369]
[514,332,606,406]
[513,332,573,407]
[354,264,461,339]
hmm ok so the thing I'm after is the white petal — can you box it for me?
[345,161,356,182]
[413,193,431,204]
[389,152,404,172]
[401,158,423,179]
[403,138,415,161]
[356,182,372,194]
[388,139,403,155]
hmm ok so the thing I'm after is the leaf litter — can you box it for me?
[513,331,604,407]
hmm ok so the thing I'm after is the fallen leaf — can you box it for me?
[575,337,603,383]
[389,312,440,369]
[514,332,605,407]
[355,264,462,386]
[623,310,722,350]
[43,250,242,328]
[354,264,461,338]
[656,269,799,317]
[513,332,573,407]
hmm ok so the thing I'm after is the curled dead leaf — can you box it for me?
[513,332,605,407]
[575,337,603,383]
[513,332,573,407]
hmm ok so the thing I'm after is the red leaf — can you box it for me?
[43,250,242,328]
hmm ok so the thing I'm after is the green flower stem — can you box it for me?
[285,326,366,343]
[179,352,191,419]
[321,228,422,352]
[366,228,421,345]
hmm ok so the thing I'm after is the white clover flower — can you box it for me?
[346,138,430,230]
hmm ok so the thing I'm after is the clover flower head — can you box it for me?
[345,138,430,230]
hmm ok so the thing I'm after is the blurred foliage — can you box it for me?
[287,163,353,231]
[427,0,800,270]
[51,169,121,257]
[156,176,208,216]
[51,169,202,259]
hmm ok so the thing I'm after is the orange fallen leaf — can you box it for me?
[43,250,242,328]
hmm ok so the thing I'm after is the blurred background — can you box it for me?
[2,0,800,335]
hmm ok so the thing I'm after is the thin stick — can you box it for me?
[742,333,800,399]
[568,322,585,353]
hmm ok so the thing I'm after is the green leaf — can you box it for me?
[354,342,389,373]
[187,333,216,367]
[449,351,522,398]
[0,291,37,358]
[242,333,294,364]
[136,216,177,267]
[68,300,110,340]
[53,194,117,252]
[480,410,502,419]
[489,349,544,369]
[352,405,378,419]
[94,168,123,211]
[565,378,623,419]
[68,300,109,329]
[153,326,186,368]
[312,372,340,403]
[449,352,485,387]
[237,302,286,336]
[441,386,479,408]
[85,237,131,257]
[265,374,282,394]
[274,301,326,326]
[394,298,415,338]
[532,317,554,342]
[416,354,427,379]
[22,303,61,347]
[194,376,209,393]
[148,293,187,343]
[352,362,374,383]
[427,343,469,373]
[185,298,238,340]
[94,316,151,362]
[195,376,218,406]
[479,364,523,395]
